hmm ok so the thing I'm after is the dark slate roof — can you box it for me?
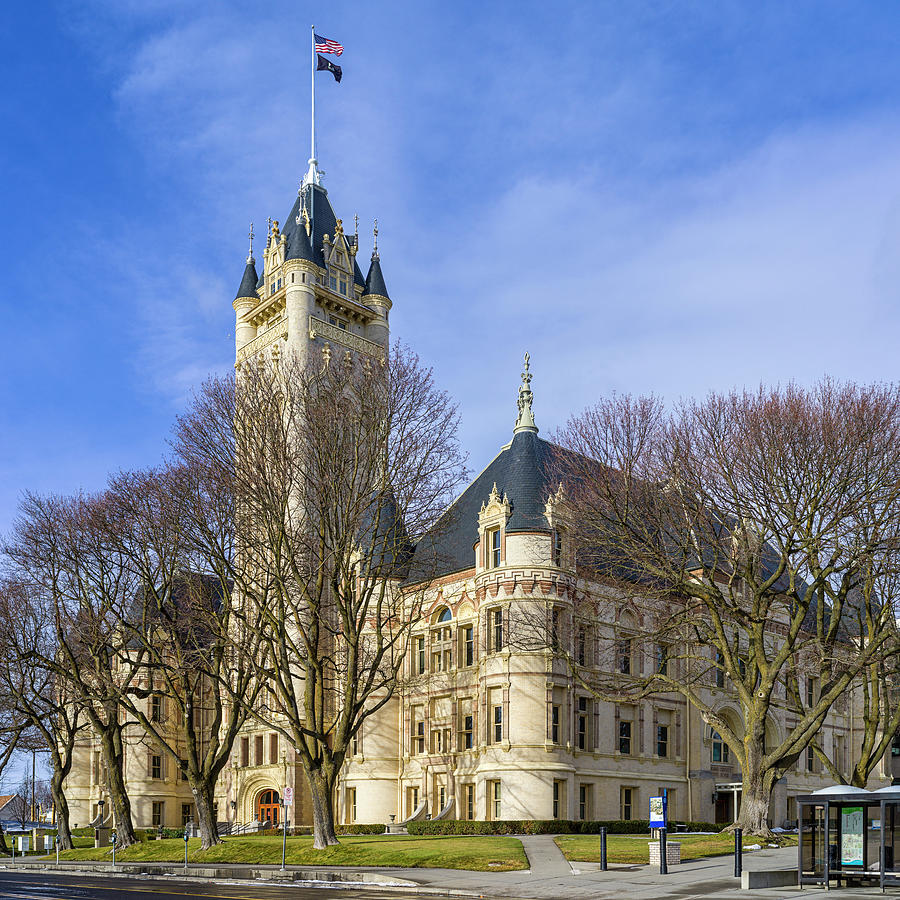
[362,254,389,300]
[359,490,414,578]
[407,430,558,581]
[235,259,260,300]
[282,184,366,288]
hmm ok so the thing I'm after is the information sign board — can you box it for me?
[649,795,668,829]
[840,806,864,866]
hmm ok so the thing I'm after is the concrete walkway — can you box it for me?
[12,843,900,899]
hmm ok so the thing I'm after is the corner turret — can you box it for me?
[233,225,260,354]
[361,220,391,347]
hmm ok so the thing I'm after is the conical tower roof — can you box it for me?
[362,254,390,300]
[235,258,259,300]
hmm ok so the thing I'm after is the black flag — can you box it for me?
[316,53,342,83]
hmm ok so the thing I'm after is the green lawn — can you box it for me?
[555,832,797,865]
[52,834,528,872]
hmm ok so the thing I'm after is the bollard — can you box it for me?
[600,826,608,871]
[733,828,742,878]
[659,827,668,875]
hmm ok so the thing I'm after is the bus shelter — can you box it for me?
[798,785,900,890]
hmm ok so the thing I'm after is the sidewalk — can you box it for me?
[10,842,898,899]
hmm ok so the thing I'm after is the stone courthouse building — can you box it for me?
[64,160,892,832]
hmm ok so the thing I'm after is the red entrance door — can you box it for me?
[257,790,280,826]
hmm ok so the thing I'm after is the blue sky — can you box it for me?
[4,0,900,546]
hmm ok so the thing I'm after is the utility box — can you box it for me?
[16,835,29,852]
[94,826,111,848]
[31,831,44,852]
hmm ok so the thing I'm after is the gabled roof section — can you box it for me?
[282,184,366,287]
[235,258,260,300]
[407,430,560,581]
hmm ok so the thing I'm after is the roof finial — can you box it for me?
[513,351,538,435]
[247,222,255,263]
[372,218,379,259]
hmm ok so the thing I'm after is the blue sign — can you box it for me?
[649,794,668,829]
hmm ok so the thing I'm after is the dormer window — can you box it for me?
[339,278,347,295]
[329,275,337,291]
[335,251,345,267]
[328,315,348,331]
[489,528,501,567]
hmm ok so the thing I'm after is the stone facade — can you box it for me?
[64,170,892,832]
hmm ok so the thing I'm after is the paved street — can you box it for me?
[0,871,435,900]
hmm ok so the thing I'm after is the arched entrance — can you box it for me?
[256,789,280,826]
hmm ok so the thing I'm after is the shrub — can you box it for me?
[338,824,385,835]
[408,819,653,836]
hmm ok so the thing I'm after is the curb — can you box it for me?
[1,863,530,899]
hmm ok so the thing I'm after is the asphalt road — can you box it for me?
[0,871,429,900]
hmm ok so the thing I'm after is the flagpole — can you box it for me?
[310,24,316,168]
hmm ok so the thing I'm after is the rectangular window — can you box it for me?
[416,636,426,675]
[551,705,561,744]
[806,677,817,707]
[711,731,730,764]
[240,736,249,767]
[657,724,669,758]
[179,757,188,781]
[150,754,162,780]
[152,801,164,828]
[617,640,631,675]
[579,784,591,821]
[493,705,503,743]
[254,734,264,766]
[329,275,337,290]
[339,279,347,295]
[806,745,815,773]
[552,780,564,819]
[181,803,193,827]
[715,651,725,688]
[576,628,586,667]
[577,697,588,750]
[269,733,278,765]
[408,787,419,817]
[465,784,475,821]
[656,644,668,675]
[488,780,501,820]
[416,720,425,754]
[462,625,474,667]
[347,788,357,823]
[553,529,563,566]
[489,528,501,567]
[491,608,503,651]
[619,720,632,755]
[551,607,561,651]
[621,787,634,820]
[438,785,446,811]
[151,695,162,723]
[460,713,473,750]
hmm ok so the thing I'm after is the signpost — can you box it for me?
[184,828,189,871]
[282,786,293,871]
[650,793,669,875]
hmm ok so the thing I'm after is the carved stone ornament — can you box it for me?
[478,482,511,528]
[543,483,570,530]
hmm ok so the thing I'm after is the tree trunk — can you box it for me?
[734,770,776,839]
[307,765,339,849]
[50,767,74,851]
[98,727,136,847]
[190,778,221,850]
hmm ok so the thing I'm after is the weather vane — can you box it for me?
[373,218,379,255]
[248,222,254,260]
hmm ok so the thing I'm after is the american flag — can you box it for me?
[314,33,343,56]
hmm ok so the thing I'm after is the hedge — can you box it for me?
[407,819,723,835]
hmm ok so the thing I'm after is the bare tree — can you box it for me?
[102,466,267,850]
[0,578,84,849]
[173,344,466,848]
[549,382,900,836]
[5,493,144,846]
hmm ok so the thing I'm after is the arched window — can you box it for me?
[438,607,452,622]
[711,731,730,764]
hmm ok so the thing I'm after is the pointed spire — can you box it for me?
[247,222,255,264]
[235,257,259,301]
[513,352,538,435]
[362,219,390,300]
